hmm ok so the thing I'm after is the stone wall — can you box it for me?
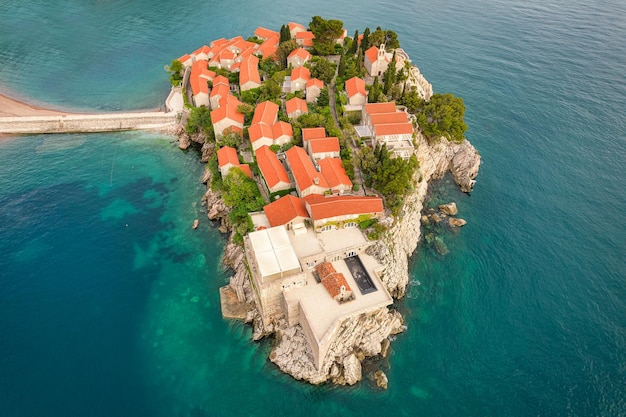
[0,112,177,134]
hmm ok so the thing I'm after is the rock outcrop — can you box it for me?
[269,307,403,385]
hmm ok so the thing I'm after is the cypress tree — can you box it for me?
[279,24,291,43]
[349,30,359,55]
[361,27,370,51]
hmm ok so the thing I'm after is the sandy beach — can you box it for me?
[0,93,76,117]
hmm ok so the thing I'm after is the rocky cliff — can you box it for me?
[374,133,480,298]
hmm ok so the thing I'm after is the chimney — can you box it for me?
[314,177,319,185]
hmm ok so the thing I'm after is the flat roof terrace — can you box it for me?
[284,252,392,344]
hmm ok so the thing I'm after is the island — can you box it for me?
[168,17,481,387]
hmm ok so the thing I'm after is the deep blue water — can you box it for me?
[1,0,625,416]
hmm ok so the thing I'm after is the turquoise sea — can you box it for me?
[1,0,625,416]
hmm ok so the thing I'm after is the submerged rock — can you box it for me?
[374,370,389,390]
[449,218,467,227]
[438,202,458,216]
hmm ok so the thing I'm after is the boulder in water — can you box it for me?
[438,202,458,216]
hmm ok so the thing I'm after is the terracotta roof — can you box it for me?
[369,112,409,125]
[373,122,414,136]
[288,22,307,33]
[285,97,308,117]
[272,121,293,139]
[211,95,244,124]
[256,145,291,189]
[239,55,261,87]
[365,46,379,64]
[238,164,253,179]
[257,36,279,59]
[263,195,310,227]
[248,123,274,144]
[301,127,326,143]
[254,27,279,40]
[213,75,229,86]
[291,66,310,82]
[192,45,212,58]
[305,195,383,221]
[285,146,328,192]
[315,262,352,299]
[364,102,397,115]
[318,158,352,188]
[306,78,324,89]
[177,54,192,65]
[287,47,312,62]
[297,34,314,48]
[296,31,315,40]
[251,100,279,126]
[219,49,235,61]
[210,82,230,99]
[190,61,211,96]
[308,137,340,154]
[211,38,229,48]
[217,146,239,168]
[345,77,367,98]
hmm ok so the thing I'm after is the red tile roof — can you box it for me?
[238,164,253,179]
[257,38,278,59]
[251,100,279,126]
[308,137,340,154]
[239,55,261,87]
[288,22,307,33]
[217,146,239,167]
[306,78,324,89]
[301,127,326,143]
[211,38,229,48]
[263,195,310,227]
[210,82,230,99]
[315,262,352,299]
[296,31,315,47]
[291,66,311,82]
[318,158,352,188]
[345,77,367,98]
[211,95,244,124]
[364,102,397,115]
[285,146,328,192]
[369,112,409,125]
[248,123,274,144]
[287,47,312,62]
[254,27,279,40]
[190,61,211,96]
[177,54,192,65]
[305,195,383,221]
[256,145,291,189]
[373,122,414,136]
[272,121,293,139]
[213,75,229,87]
[192,45,212,58]
[285,97,308,117]
[365,46,379,65]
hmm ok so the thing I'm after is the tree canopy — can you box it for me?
[414,93,467,143]
[310,58,336,84]
[167,59,184,86]
[309,16,344,56]
[357,144,418,216]
[368,27,400,50]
